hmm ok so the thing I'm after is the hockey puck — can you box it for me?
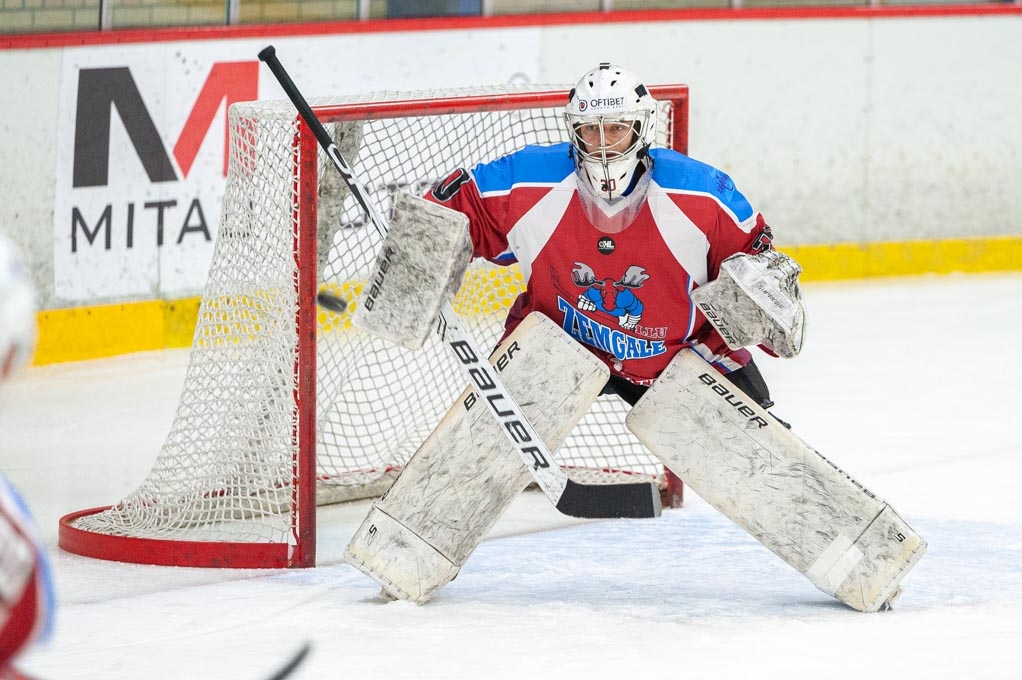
[316,292,348,313]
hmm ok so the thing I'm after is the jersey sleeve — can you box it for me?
[704,172,774,280]
[425,162,517,265]
[706,185,786,360]
[648,151,774,283]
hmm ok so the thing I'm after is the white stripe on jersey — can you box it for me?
[505,175,577,283]
[646,182,711,286]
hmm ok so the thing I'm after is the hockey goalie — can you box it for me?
[342,63,925,611]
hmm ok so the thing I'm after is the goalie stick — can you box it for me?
[258,45,659,520]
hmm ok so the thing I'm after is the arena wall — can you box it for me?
[1,6,1019,363]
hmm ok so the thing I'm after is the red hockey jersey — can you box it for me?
[428,143,773,385]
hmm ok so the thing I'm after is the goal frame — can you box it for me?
[58,84,690,569]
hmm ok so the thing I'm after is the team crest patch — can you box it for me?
[557,298,666,362]
[548,262,668,362]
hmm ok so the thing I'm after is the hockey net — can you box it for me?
[58,83,689,568]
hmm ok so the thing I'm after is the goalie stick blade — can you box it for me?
[556,479,661,519]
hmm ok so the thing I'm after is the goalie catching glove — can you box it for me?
[691,250,806,358]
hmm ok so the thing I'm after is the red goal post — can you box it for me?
[59,83,689,569]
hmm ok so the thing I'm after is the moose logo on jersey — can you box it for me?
[571,261,648,330]
[553,262,667,365]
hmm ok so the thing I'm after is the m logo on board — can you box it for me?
[54,55,261,301]
[72,62,258,187]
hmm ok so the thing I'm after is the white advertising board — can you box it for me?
[52,31,543,301]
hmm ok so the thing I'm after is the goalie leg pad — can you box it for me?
[352,193,472,350]
[344,312,609,602]
[344,505,461,604]
[625,349,926,612]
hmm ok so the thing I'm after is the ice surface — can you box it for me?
[1,273,1020,679]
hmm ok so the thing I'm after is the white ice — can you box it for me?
[2,273,1020,680]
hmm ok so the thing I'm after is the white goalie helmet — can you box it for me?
[565,63,658,229]
[0,233,37,381]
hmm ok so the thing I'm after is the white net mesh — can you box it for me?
[68,85,682,551]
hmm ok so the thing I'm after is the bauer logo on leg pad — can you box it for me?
[696,372,769,428]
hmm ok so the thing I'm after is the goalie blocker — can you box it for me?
[626,349,926,612]
[352,192,472,350]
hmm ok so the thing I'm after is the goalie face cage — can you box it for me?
[58,84,689,568]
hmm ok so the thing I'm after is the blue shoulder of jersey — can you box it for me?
[648,148,755,222]
[472,143,575,195]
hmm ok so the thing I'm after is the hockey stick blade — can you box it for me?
[258,45,660,520]
[557,478,661,519]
